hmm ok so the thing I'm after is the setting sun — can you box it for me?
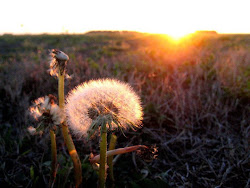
[165,30,193,42]
[167,32,189,41]
[1,0,249,187]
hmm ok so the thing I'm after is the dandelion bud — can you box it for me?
[48,49,69,77]
[51,49,69,61]
[65,79,143,138]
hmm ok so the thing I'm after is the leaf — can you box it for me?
[30,165,34,180]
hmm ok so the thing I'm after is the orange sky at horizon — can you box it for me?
[1,0,249,38]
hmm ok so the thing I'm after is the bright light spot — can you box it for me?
[168,32,190,42]
[164,31,193,44]
[151,23,195,43]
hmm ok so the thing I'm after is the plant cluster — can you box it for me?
[0,32,249,187]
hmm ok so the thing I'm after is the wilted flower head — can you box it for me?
[65,79,143,138]
[48,49,69,77]
[29,95,64,126]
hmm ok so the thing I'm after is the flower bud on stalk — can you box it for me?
[49,49,69,77]
[50,49,82,187]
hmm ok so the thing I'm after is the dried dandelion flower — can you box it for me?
[48,49,69,77]
[65,79,143,138]
[29,95,64,127]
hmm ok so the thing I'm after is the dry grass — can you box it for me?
[0,32,249,187]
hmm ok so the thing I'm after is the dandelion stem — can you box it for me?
[61,123,82,187]
[99,124,107,188]
[49,129,57,188]
[90,145,147,164]
[107,134,117,182]
[58,73,65,108]
[58,70,82,187]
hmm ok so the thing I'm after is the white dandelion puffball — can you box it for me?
[65,79,143,137]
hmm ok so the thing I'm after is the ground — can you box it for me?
[0,31,249,187]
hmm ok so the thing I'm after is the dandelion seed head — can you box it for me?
[65,79,143,137]
[29,95,64,125]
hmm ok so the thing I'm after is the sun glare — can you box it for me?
[153,24,195,43]
[168,32,188,42]
[164,30,193,43]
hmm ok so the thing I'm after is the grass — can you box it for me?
[0,31,249,187]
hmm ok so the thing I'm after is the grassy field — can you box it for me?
[0,31,249,187]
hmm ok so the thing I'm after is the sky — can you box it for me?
[1,0,250,37]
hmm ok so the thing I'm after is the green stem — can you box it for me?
[62,123,82,187]
[107,134,117,182]
[49,129,57,188]
[99,124,107,188]
[58,73,65,109]
[58,70,82,187]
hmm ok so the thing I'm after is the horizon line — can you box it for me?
[1,30,250,36]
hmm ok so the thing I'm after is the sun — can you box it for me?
[165,30,193,42]
[168,31,187,41]
[152,25,194,43]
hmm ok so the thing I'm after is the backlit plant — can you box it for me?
[65,79,145,187]
[49,49,82,187]
[28,49,146,188]
[28,95,63,187]
[28,49,82,187]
